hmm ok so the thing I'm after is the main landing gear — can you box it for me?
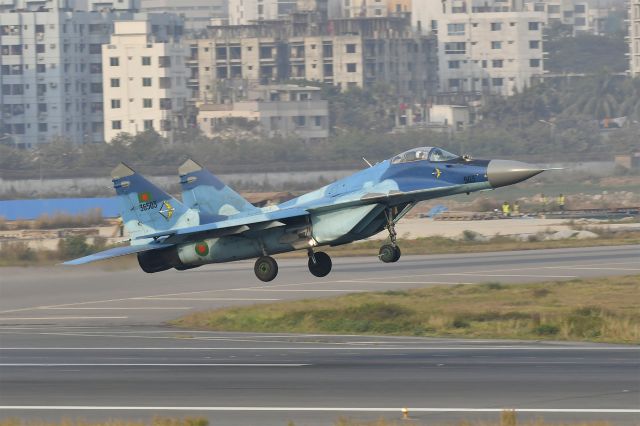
[254,256,278,282]
[308,250,332,277]
[379,208,402,263]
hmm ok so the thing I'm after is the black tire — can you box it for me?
[391,245,401,263]
[308,251,332,277]
[254,256,278,282]
[378,244,396,263]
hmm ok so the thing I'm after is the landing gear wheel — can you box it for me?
[308,251,332,277]
[391,245,401,262]
[254,256,278,282]
[379,244,398,263]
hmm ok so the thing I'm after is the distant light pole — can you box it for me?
[538,119,556,142]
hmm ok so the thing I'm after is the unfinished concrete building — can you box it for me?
[187,13,437,102]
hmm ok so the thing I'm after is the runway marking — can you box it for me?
[2,346,637,351]
[545,267,640,271]
[134,298,281,301]
[0,316,128,321]
[40,307,192,310]
[442,273,578,278]
[337,280,474,285]
[0,406,638,413]
[0,363,309,367]
[242,289,364,292]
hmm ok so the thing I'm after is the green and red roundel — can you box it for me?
[138,192,152,203]
[194,241,209,257]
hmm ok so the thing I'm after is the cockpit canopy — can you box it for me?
[391,147,459,164]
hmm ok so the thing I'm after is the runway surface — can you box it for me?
[1,245,639,424]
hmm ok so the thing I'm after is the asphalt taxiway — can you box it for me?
[0,245,639,424]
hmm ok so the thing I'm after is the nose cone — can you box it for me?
[487,160,545,188]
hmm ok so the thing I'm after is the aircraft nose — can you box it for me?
[487,160,545,188]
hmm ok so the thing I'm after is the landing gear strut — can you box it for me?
[379,208,402,263]
[308,250,332,277]
[254,256,278,282]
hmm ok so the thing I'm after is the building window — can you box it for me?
[346,43,357,53]
[110,57,119,66]
[37,64,46,73]
[529,40,540,49]
[293,116,306,127]
[444,42,465,54]
[492,59,503,68]
[159,77,172,89]
[36,44,45,53]
[90,63,102,74]
[142,56,151,66]
[89,44,101,54]
[447,23,465,35]
[143,98,152,108]
[158,56,171,68]
[160,120,171,131]
[110,78,120,88]
[142,77,152,87]
[322,43,333,58]
[530,59,541,67]
[491,22,502,31]
[492,78,504,86]
[112,120,121,130]
[38,103,47,113]
[143,120,153,130]
[91,83,102,93]
[324,63,333,76]
[448,60,460,69]
[574,4,586,13]
[491,41,502,49]
[111,99,121,109]
[346,63,357,73]
[528,22,540,31]
[160,98,172,110]
[38,123,47,132]
[259,46,272,59]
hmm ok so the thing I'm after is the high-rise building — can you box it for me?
[0,0,182,147]
[138,0,227,30]
[190,15,437,101]
[228,0,298,24]
[525,0,611,35]
[102,21,188,143]
[412,0,545,96]
[631,0,640,77]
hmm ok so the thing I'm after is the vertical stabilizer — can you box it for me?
[179,159,259,219]
[112,163,198,244]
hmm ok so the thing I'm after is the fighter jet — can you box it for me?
[65,147,546,282]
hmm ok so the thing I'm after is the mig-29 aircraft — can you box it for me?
[65,147,546,282]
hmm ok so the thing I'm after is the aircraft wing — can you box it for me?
[62,241,173,265]
[136,207,310,244]
[307,185,466,213]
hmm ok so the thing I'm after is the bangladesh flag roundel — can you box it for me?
[138,192,152,203]
[195,241,209,257]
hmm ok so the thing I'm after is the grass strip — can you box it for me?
[174,276,640,344]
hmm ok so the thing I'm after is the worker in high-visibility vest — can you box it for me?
[502,201,511,217]
[557,193,566,212]
[513,201,520,216]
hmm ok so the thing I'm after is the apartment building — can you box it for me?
[632,0,640,77]
[189,15,437,101]
[139,0,226,30]
[526,0,611,35]
[102,21,188,142]
[0,0,182,147]
[228,0,299,24]
[412,0,545,96]
[197,84,329,139]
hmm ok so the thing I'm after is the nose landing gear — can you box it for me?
[308,250,332,277]
[379,207,402,263]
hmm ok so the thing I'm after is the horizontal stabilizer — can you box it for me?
[62,242,173,265]
[179,159,259,218]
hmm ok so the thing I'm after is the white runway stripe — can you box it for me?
[0,316,128,321]
[0,363,309,367]
[0,406,637,413]
[136,298,280,301]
